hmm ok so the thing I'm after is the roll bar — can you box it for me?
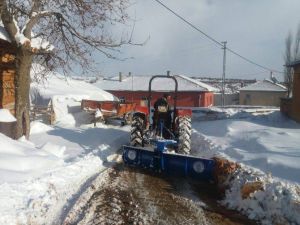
[148,75,178,125]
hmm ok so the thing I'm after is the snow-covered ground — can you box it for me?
[192,110,300,183]
[0,122,129,225]
[1,68,300,224]
[0,73,130,225]
[192,110,300,224]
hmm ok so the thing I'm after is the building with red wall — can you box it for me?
[95,74,216,107]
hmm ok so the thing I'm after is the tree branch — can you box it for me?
[0,0,18,43]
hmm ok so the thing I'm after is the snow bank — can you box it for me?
[193,111,300,183]
[30,121,54,134]
[192,110,300,224]
[0,133,63,183]
[0,109,16,122]
[222,167,300,225]
[0,120,130,224]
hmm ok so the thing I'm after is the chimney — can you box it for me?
[167,70,171,76]
[119,72,122,82]
[129,72,132,77]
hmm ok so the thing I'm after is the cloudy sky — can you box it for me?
[96,0,300,80]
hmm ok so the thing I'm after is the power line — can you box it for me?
[226,48,283,74]
[152,0,223,47]
[152,0,284,74]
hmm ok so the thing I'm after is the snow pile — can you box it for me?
[30,121,54,134]
[0,133,63,183]
[0,109,16,122]
[192,110,300,224]
[222,167,300,224]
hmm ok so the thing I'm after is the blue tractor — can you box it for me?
[122,75,214,180]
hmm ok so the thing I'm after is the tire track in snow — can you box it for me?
[62,157,256,225]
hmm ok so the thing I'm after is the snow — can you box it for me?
[30,66,117,125]
[31,37,54,51]
[192,109,300,224]
[193,111,300,183]
[0,23,53,50]
[0,69,130,224]
[1,68,299,224]
[0,110,130,225]
[0,25,11,42]
[240,79,287,92]
[95,74,216,92]
[31,71,115,103]
[177,75,218,92]
[0,109,16,122]
[0,133,63,183]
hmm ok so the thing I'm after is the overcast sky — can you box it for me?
[96,0,300,80]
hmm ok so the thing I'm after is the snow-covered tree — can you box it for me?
[0,0,132,138]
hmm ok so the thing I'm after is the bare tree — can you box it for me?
[284,24,300,97]
[0,0,133,139]
[284,32,293,97]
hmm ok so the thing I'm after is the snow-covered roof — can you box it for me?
[239,79,287,92]
[95,74,217,92]
[30,64,117,105]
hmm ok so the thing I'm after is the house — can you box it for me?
[239,79,287,106]
[195,77,257,106]
[0,26,17,138]
[95,74,217,107]
[281,60,300,122]
[0,26,16,115]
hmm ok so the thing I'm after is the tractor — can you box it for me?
[129,75,192,154]
[122,75,215,181]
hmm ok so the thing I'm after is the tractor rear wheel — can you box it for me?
[130,115,145,147]
[177,116,192,154]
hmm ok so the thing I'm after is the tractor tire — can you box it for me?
[130,115,145,147]
[177,116,192,155]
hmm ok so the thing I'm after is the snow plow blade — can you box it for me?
[122,145,215,181]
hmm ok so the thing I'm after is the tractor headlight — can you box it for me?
[193,161,205,173]
[127,150,137,161]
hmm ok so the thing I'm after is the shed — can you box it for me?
[0,26,16,115]
[281,60,300,122]
[239,79,287,106]
[95,74,217,107]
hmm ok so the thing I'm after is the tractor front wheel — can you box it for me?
[177,116,192,154]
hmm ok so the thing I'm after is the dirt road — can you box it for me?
[63,161,257,225]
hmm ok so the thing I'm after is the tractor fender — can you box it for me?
[175,109,192,118]
[134,106,149,116]
[133,106,149,123]
[132,106,149,129]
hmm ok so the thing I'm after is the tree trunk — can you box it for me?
[14,47,32,139]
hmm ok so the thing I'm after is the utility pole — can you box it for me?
[221,41,227,107]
